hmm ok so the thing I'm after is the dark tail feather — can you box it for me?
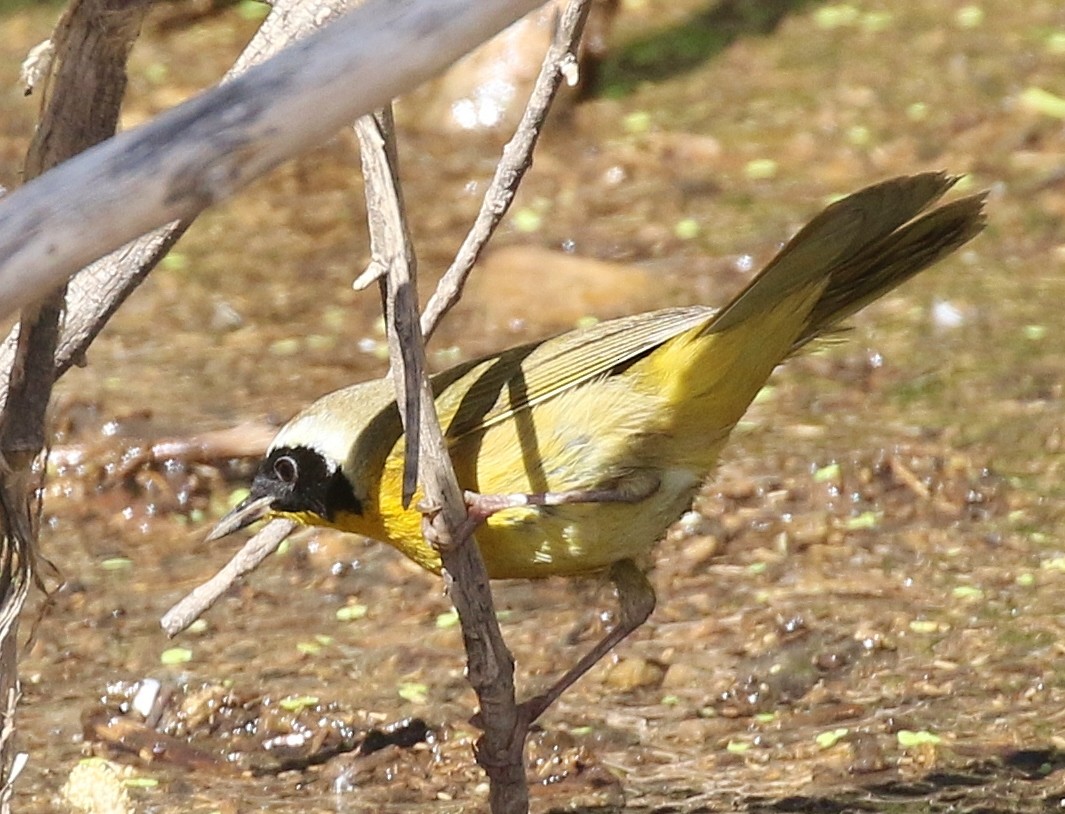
[704,172,968,338]
[797,189,987,348]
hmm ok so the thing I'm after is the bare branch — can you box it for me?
[160,519,297,637]
[420,0,592,340]
[156,5,586,807]
[0,1,149,806]
[353,110,424,505]
[355,112,527,812]
[0,0,547,321]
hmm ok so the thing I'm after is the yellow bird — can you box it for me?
[210,173,985,719]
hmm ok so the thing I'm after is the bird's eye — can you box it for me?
[274,455,298,484]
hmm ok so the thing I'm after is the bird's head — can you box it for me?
[205,387,391,541]
[206,442,364,541]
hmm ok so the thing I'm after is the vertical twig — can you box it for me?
[354,110,424,506]
[354,110,527,812]
[350,4,594,810]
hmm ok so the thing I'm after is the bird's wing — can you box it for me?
[435,305,714,442]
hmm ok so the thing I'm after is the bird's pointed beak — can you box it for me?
[205,494,276,542]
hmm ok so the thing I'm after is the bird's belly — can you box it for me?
[475,467,701,579]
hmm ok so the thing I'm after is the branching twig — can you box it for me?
[354,110,424,506]
[418,0,593,341]
[350,9,595,808]
[354,110,527,812]
[161,4,591,809]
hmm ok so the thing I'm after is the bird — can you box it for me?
[208,173,985,721]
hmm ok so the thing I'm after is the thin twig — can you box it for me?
[418,0,593,341]
[353,110,424,506]
[160,518,296,636]
[354,111,527,813]
[351,6,596,808]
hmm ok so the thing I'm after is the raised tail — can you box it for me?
[796,181,986,347]
[639,173,986,459]
[706,172,986,343]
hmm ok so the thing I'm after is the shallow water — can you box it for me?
[3,0,1065,811]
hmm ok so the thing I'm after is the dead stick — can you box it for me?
[418,0,593,341]
[160,518,296,636]
[355,110,527,813]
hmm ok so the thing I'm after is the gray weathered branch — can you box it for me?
[0,0,363,417]
[0,0,546,321]
[356,111,527,813]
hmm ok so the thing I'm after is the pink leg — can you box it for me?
[517,558,656,724]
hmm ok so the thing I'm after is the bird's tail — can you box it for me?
[706,172,986,344]
[640,173,986,457]
[791,177,987,348]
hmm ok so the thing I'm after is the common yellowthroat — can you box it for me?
[210,173,985,718]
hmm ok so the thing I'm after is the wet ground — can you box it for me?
[3,0,1065,811]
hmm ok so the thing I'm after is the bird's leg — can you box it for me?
[519,558,656,725]
[460,473,660,539]
[424,476,657,564]
[447,478,659,728]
